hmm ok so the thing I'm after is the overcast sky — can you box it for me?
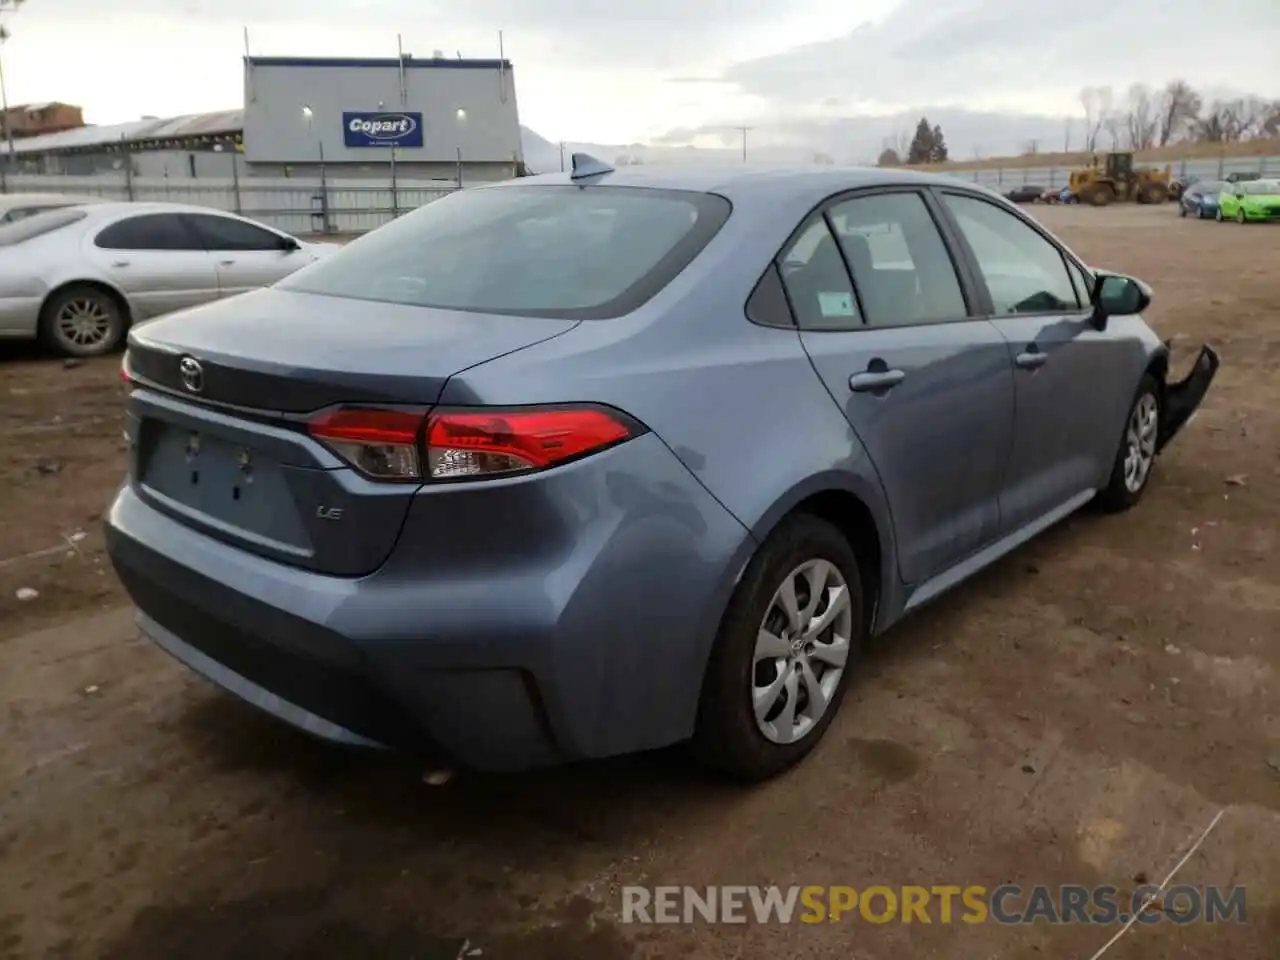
[6,0,1279,146]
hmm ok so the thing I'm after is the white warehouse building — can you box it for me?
[1,54,526,185]
[243,55,525,182]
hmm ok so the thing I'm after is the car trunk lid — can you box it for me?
[123,287,579,576]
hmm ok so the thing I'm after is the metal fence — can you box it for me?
[0,171,459,235]
[2,152,1278,235]
[947,154,1280,190]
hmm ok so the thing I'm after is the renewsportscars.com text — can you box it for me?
[621,884,1247,926]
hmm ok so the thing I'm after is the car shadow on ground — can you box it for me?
[92,511,1100,960]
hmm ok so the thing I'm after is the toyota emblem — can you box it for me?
[179,356,204,393]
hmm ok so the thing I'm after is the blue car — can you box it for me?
[1179,180,1227,219]
[106,159,1219,781]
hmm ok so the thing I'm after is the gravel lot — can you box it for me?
[1,203,1277,959]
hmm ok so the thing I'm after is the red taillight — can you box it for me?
[425,407,635,479]
[307,405,638,482]
[119,354,132,384]
[308,407,426,481]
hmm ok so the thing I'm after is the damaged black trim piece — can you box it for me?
[1157,345,1220,451]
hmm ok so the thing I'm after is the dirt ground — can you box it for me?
[1,203,1277,959]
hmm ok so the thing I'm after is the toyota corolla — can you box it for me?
[106,161,1218,781]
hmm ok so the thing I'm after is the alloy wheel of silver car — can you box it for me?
[54,297,115,350]
[752,558,852,745]
[1123,393,1159,494]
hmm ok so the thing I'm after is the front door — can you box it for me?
[785,189,1016,586]
[182,213,309,298]
[935,190,1131,533]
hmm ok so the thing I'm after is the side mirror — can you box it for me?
[1091,273,1151,329]
[279,235,301,252]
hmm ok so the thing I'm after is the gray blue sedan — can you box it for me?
[106,161,1218,781]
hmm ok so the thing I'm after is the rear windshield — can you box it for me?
[1242,181,1280,195]
[1192,181,1226,193]
[280,184,731,319]
[0,207,87,246]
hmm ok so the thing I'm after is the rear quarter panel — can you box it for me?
[441,210,899,632]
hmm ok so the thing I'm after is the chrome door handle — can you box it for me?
[1015,349,1047,370]
[849,369,906,392]
[111,260,130,268]
[219,259,236,266]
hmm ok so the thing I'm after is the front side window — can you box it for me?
[941,193,1082,314]
[280,184,731,319]
[94,214,202,251]
[827,191,967,328]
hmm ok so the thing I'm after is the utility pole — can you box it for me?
[0,0,26,174]
[734,126,750,162]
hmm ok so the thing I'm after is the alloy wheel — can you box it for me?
[55,298,114,349]
[1123,393,1159,494]
[751,558,852,745]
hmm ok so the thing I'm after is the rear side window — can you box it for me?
[279,185,731,319]
[828,192,968,328]
[777,218,862,331]
[95,214,202,251]
[184,213,285,251]
[0,207,86,246]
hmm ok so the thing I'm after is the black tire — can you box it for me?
[691,513,865,782]
[38,284,127,358]
[1084,185,1114,207]
[1140,183,1168,204]
[1096,374,1162,513]
[1215,207,1224,222]
[1236,208,1247,224]
[1178,204,1187,218]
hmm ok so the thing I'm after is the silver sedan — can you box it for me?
[0,201,338,357]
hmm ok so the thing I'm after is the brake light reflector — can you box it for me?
[425,407,636,479]
[308,407,425,481]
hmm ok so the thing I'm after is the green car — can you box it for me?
[1216,180,1280,223]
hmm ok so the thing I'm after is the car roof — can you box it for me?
[72,201,256,218]
[493,164,997,210]
[0,192,105,208]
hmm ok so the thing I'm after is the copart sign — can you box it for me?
[342,111,424,148]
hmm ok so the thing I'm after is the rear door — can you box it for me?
[934,189,1128,534]
[89,213,220,319]
[182,212,313,297]
[789,188,1016,586]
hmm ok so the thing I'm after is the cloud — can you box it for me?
[717,0,1280,112]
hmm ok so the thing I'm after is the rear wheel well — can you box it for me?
[1147,351,1169,390]
[789,490,882,635]
[40,280,132,329]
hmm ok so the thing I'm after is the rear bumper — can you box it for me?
[105,432,755,772]
[1158,345,1220,451]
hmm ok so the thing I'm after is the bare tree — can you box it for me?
[876,147,902,167]
[1195,102,1233,143]
[812,152,835,165]
[1231,96,1270,139]
[1080,85,1114,153]
[1023,139,1040,155]
[1123,83,1159,150]
[1264,101,1280,138]
[1156,79,1201,146]
[1103,114,1124,150]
